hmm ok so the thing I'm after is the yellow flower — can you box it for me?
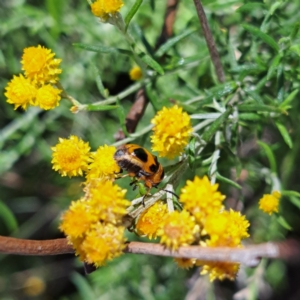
[136,201,168,239]
[36,84,62,110]
[129,66,143,81]
[87,180,130,224]
[199,261,240,281]
[51,135,90,177]
[174,257,195,269]
[86,145,120,182]
[158,210,199,250]
[204,210,250,247]
[21,45,62,85]
[197,210,249,281]
[59,200,97,238]
[81,223,126,267]
[91,0,124,19]
[179,176,226,225]
[4,74,37,110]
[151,105,192,159]
[259,190,281,215]
[68,236,87,262]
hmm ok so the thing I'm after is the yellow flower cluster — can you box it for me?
[259,190,281,215]
[60,180,130,267]
[51,136,120,181]
[151,105,192,159]
[198,210,250,281]
[52,135,129,267]
[180,176,225,225]
[5,45,62,110]
[136,175,250,282]
[91,0,124,20]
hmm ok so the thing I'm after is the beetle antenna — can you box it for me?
[162,189,179,199]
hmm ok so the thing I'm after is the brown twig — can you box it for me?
[155,0,180,48]
[193,0,225,83]
[1,235,300,267]
[114,89,148,141]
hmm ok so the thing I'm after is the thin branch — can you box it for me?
[114,88,148,141]
[193,0,225,83]
[1,235,300,267]
[155,0,180,48]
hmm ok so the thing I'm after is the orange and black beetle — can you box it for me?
[114,144,164,190]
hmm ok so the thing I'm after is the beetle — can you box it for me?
[114,144,164,190]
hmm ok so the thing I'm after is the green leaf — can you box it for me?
[155,29,196,57]
[244,89,264,104]
[216,173,242,189]
[281,190,300,198]
[91,64,108,98]
[187,136,196,170]
[267,54,281,80]
[71,272,96,300]
[86,104,119,111]
[192,81,238,108]
[139,53,164,75]
[236,2,266,12]
[202,107,233,142]
[257,140,277,172]
[242,24,279,52]
[279,89,299,109]
[275,122,293,149]
[287,196,300,210]
[125,0,143,31]
[277,216,292,231]
[0,200,18,232]
[238,104,282,113]
[116,98,129,137]
[73,43,132,56]
[239,113,261,121]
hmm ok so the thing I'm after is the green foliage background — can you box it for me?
[1,0,300,299]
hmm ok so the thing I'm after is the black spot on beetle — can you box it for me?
[149,164,159,173]
[133,148,148,162]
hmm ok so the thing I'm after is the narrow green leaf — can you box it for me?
[239,113,261,121]
[238,104,282,113]
[187,136,196,170]
[116,98,129,137]
[277,216,292,231]
[257,141,277,172]
[86,104,119,111]
[275,122,293,148]
[125,0,143,31]
[288,196,300,210]
[281,190,300,198]
[91,64,108,98]
[73,43,132,56]
[244,89,264,104]
[279,89,299,109]
[242,24,279,52]
[236,2,266,12]
[267,54,281,80]
[155,29,196,57]
[71,273,96,300]
[202,107,233,142]
[207,81,238,99]
[216,173,242,189]
[139,53,164,75]
[231,63,266,74]
[0,200,18,232]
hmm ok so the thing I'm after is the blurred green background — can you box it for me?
[1,0,300,299]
